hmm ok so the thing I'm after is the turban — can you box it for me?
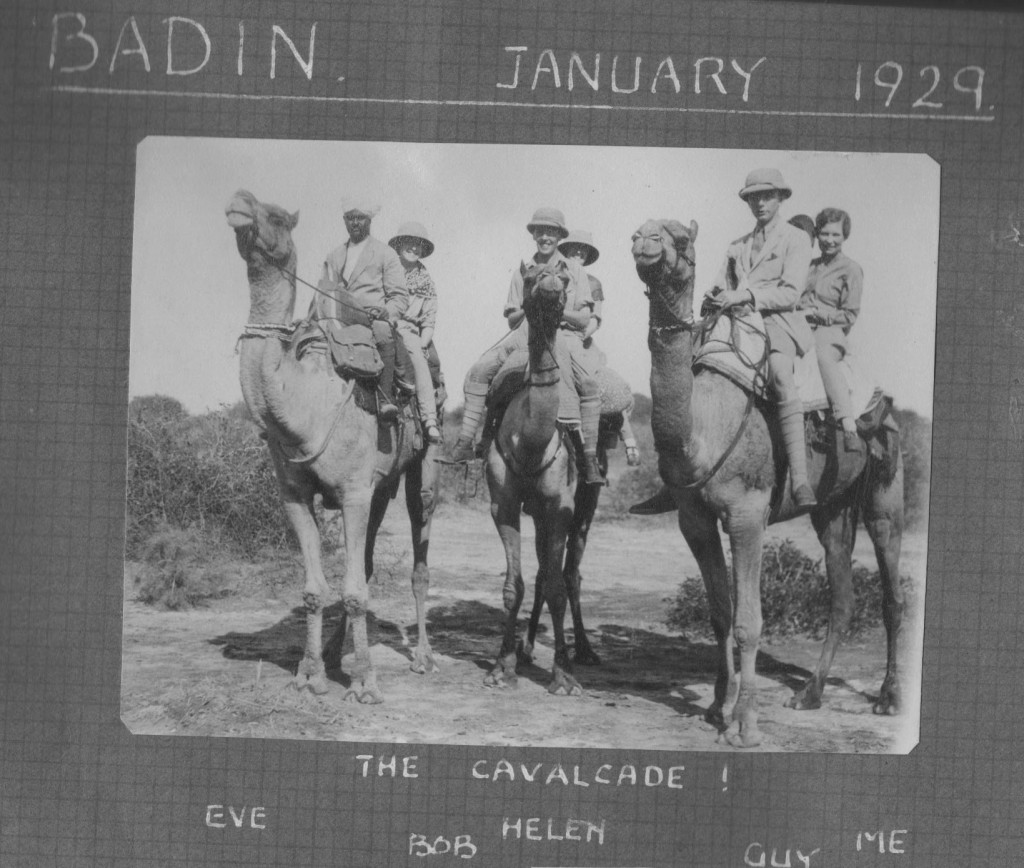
[341,197,381,218]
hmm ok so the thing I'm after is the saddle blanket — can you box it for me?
[693,310,880,419]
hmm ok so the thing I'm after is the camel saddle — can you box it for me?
[694,308,882,419]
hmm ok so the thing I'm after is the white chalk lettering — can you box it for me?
[572,766,590,787]
[651,57,681,94]
[496,46,528,89]
[164,17,211,76]
[668,765,685,788]
[545,764,569,786]
[856,830,908,854]
[237,21,244,75]
[204,805,266,830]
[494,759,514,781]
[644,766,664,786]
[568,52,599,91]
[270,23,316,81]
[409,833,476,858]
[745,843,820,867]
[617,765,637,785]
[731,57,766,102]
[520,762,542,782]
[109,16,150,74]
[503,817,606,844]
[356,754,420,778]
[611,54,641,94]
[694,56,726,95]
[471,760,488,779]
[50,13,99,73]
[594,764,612,784]
[531,49,560,90]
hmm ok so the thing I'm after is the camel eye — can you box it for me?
[631,232,640,242]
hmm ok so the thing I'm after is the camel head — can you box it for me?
[521,260,569,334]
[631,219,698,286]
[226,189,299,269]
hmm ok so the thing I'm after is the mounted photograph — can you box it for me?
[123,137,936,752]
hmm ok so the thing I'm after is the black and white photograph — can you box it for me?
[123,137,935,753]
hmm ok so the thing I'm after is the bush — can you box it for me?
[890,406,931,529]
[133,524,234,610]
[665,538,910,641]
[127,395,290,557]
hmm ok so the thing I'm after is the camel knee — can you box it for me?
[733,624,760,652]
[342,593,367,617]
[411,565,430,598]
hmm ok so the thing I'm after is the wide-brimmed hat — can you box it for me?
[526,207,569,238]
[389,221,434,257]
[558,230,599,265]
[738,168,792,201]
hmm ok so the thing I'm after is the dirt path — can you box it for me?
[121,502,924,752]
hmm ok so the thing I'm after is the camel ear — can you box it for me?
[290,210,300,229]
[689,220,698,242]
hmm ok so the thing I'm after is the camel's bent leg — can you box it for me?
[339,486,382,704]
[676,495,733,728]
[788,499,859,710]
[405,459,438,674]
[562,475,602,665]
[864,455,905,715]
[519,571,544,665]
[722,499,771,748]
[280,493,332,696]
[537,504,580,696]
[485,496,524,689]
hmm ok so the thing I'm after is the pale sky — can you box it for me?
[130,138,938,416]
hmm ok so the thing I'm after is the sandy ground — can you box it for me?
[121,496,925,753]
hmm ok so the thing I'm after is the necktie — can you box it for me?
[751,227,765,257]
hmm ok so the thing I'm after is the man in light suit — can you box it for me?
[709,168,816,508]
[314,200,408,419]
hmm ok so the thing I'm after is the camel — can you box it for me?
[632,218,905,747]
[483,260,583,696]
[225,189,440,703]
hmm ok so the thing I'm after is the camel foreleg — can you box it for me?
[340,487,382,704]
[677,497,733,728]
[519,572,544,665]
[722,506,770,748]
[485,499,524,689]
[537,506,581,696]
[280,495,332,696]
[405,463,438,674]
[563,477,602,665]
[864,456,905,715]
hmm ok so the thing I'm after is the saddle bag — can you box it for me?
[323,321,384,378]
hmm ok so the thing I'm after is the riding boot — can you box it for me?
[579,391,604,485]
[780,399,816,508]
[570,425,604,486]
[449,381,488,462]
[375,324,399,422]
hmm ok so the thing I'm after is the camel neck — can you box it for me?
[520,316,561,452]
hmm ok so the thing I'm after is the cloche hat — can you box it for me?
[558,230,599,265]
[526,207,569,238]
[738,168,792,201]
[389,221,434,258]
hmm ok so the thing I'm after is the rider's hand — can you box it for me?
[715,288,754,310]
[625,444,641,467]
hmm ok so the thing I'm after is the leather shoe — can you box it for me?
[378,401,400,422]
[629,486,676,515]
[583,454,605,485]
[842,430,861,452]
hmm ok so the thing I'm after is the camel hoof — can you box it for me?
[719,721,764,748]
[547,670,582,696]
[516,640,534,665]
[410,651,439,675]
[872,696,899,716]
[291,673,330,695]
[785,689,822,711]
[484,671,518,689]
[343,685,384,704]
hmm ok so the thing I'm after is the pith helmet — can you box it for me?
[389,221,434,257]
[558,230,600,265]
[526,207,569,238]
[738,168,793,201]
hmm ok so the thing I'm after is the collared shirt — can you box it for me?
[504,250,593,322]
[342,237,369,283]
[802,252,863,331]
